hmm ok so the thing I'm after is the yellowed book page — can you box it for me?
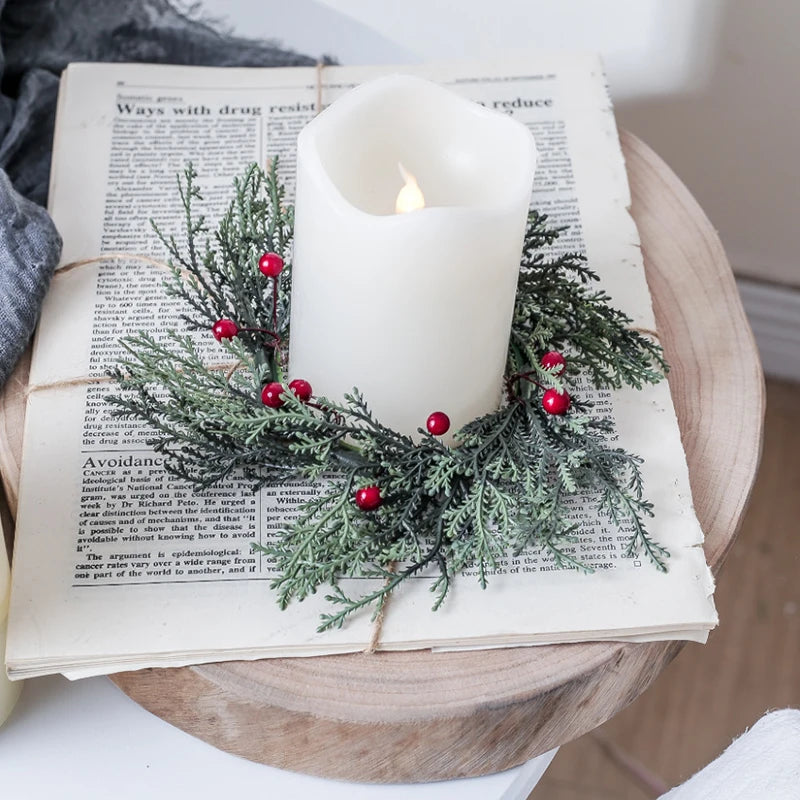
[8,58,714,679]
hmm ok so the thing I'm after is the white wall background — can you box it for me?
[317,0,799,289]
[210,0,798,290]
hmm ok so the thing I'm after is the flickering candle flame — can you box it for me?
[395,163,425,214]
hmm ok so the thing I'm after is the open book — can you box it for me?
[5,57,716,680]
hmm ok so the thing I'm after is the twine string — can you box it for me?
[26,374,114,394]
[26,360,244,397]
[364,562,397,655]
[54,251,189,278]
[631,326,660,340]
[29,252,240,396]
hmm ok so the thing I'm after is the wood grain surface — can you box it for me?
[0,132,765,783]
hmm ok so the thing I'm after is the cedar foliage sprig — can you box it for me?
[107,163,669,631]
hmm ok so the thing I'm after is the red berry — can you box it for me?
[542,388,571,415]
[289,378,313,402]
[426,411,450,436]
[261,382,285,408]
[212,318,238,341]
[258,252,284,277]
[540,351,566,375]
[355,485,382,511]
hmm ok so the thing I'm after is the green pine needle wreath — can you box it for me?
[107,161,669,631]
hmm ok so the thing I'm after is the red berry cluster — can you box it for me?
[539,351,570,415]
[210,251,284,343]
[214,274,571,512]
[261,378,314,408]
[355,410,451,513]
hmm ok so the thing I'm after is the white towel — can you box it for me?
[660,709,800,799]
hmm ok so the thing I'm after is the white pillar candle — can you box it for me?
[1,544,22,727]
[289,75,536,440]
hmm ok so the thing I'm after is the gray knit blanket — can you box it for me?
[0,0,320,387]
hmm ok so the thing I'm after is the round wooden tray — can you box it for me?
[0,132,764,783]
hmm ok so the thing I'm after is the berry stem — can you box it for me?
[236,326,283,383]
[273,345,286,383]
[506,370,547,401]
[272,276,279,333]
